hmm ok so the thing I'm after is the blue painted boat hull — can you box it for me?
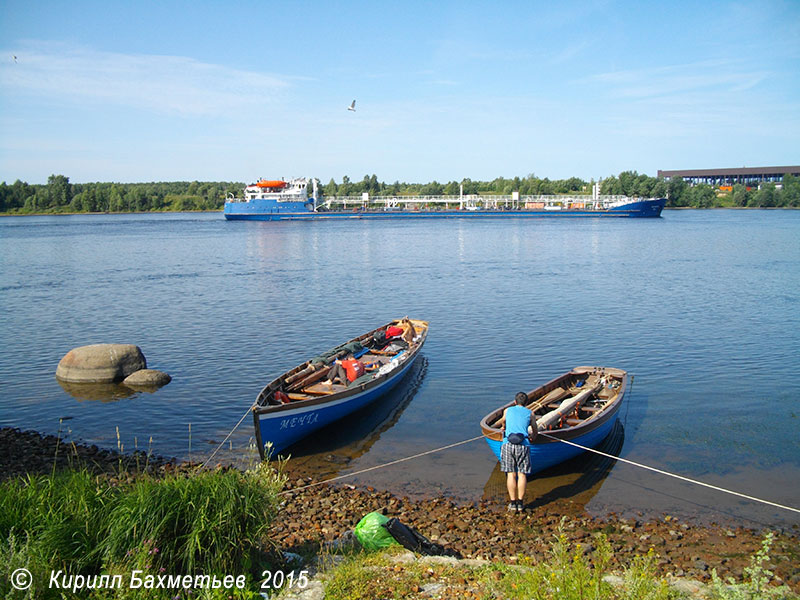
[484,410,620,474]
[480,366,628,475]
[224,198,665,220]
[252,320,428,458]
[254,354,419,455]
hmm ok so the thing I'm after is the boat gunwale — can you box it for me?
[479,366,628,444]
[251,320,429,416]
[252,319,428,459]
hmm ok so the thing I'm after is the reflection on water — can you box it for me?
[274,356,429,479]
[483,420,625,508]
[56,379,138,402]
[2,211,800,527]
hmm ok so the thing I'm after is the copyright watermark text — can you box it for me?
[11,568,32,590]
[9,568,309,593]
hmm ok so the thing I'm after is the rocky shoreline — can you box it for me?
[3,427,798,593]
[276,478,799,592]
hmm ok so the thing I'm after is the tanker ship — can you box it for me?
[223,178,666,220]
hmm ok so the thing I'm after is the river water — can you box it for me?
[1,210,798,528]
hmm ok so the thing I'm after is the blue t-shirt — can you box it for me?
[504,405,532,446]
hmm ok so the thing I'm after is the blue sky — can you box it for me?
[1,0,798,184]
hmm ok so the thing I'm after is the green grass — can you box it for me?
[3,458,797,600]
[319,526,799,600]
[320,532,681,600]
[102,464,283,574]
[0,463,286,599]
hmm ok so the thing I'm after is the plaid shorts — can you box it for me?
[500,441,531,473]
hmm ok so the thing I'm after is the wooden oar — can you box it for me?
[285,363,317,385]
[287,365,332,392]
[493,387,568,429]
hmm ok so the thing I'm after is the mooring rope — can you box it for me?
[283,435,485,495]
[282,429,800,515]
[203,397,800,516]
[622,375,633,426]
[200,406,254,469]
[538,432,800,515]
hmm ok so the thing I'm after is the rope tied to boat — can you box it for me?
[200,405,254,469]
[537,432,800,515]
[283,436,485,495]
[201,394,800,516]
[282,430,800,516]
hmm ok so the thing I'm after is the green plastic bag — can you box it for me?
[353,512,400,551]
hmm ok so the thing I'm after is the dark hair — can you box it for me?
[515,392,528,405]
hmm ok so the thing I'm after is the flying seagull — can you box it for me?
[13,55,17,63]
[347,100,356,112]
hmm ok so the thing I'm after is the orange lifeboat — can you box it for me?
[256,180,287,189]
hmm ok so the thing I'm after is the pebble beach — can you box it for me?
[2,426,798,595]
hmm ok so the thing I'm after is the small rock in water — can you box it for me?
[324,454,351,464]
[123,369,171,389]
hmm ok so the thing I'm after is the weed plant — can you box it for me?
[709,532,796,600]
[321,518,800,600]
[489,530,677,600]
[320,531,684,600]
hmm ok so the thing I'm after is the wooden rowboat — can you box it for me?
[252,318,429,459]
[480,366,628,473]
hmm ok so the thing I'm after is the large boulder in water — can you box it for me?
[56,344,147,383]
[123,369,171,390]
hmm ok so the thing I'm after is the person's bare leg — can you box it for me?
[516,473,527,504]
[506,472,518,501]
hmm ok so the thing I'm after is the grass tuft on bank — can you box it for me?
[0,463,285,599]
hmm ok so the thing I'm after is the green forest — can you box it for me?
[1,171,799,214]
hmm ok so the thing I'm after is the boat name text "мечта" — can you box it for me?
[280,413,319,430]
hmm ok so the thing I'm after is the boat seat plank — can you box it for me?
[303,382,347,395]
[286,392,313,401]
[300,388,336,396]
[584,374,600,386]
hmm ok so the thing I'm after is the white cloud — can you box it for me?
[587,60,771,100]
[0,41,290,116]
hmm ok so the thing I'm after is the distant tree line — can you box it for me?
[320,174,588,197]
[0,176,242,214]
[1,172,798,214]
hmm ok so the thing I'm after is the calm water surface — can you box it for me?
[1,210,798,528]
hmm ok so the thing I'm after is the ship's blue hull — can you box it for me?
[224,198,666,220]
